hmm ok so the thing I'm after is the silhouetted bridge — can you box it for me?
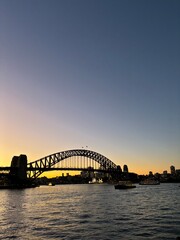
[0,149,122,181]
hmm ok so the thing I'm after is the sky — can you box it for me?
[0,0,180,176]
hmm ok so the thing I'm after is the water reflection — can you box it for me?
[0,184,180,240]
[0,189,27,239]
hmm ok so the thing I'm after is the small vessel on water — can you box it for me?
[114,181,136,189]
[48,182,55,186]
[89,178,103,184]
[139,178,160,185]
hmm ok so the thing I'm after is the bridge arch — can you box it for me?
[27,149,119,179]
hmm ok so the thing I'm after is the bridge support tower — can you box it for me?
[10,155,27,183]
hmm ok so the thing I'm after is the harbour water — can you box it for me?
[0,183,179,240]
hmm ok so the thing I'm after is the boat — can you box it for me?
[89,178,103,184]
[139,178,160,185]
[48,182,55,186]
[114,181,136,189]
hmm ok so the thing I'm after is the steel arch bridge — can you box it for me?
[27,149,120,179]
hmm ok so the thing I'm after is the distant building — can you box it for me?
[161,170,168,179]
[123,165,128,173]
[170,165,176,175]
[149,171,153,177]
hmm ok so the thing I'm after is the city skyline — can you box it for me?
[0,147,179,178]
[0,0,180,176]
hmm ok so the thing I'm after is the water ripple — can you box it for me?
[0,183,180,239]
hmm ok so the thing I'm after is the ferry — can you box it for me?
[114,181,136,189]
[139,178,160,185]
[89,178,103,184]
[48,182,55,186]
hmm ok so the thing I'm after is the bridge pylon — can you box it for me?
[9,155,27,184]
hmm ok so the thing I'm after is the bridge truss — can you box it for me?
[27,149,119,179]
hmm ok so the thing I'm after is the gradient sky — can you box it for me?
[0,0,180,175]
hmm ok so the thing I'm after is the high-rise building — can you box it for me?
[149,171,153,176]
[123,165,128,173]
[170,165,175,175]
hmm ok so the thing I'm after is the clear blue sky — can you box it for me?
[0,0,180,174]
